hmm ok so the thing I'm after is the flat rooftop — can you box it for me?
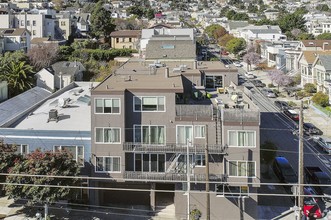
[93,60,236,93]
[14,82,98,131]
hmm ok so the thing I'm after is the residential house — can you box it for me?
[304,13,331,36]
[74,13,90,37]
[296,40,331,51]
[140,25,196,60]
[224,20,249,37]
[264,9,279,21]
[0,82,98,203]
[90,59,260,220]
[298,51,331,87]
[237,25,286,43]
[109,30,141,50]
[56,12,76,40]
[312,54,331,95]
[35,61,85,92]
[0,28,30,52]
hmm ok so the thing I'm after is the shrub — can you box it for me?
[288,101,297,107]
[268,83,275,88]
[312,91,329,107]
[303,83,317,93]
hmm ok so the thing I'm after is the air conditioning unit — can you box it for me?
[47,109,58,123]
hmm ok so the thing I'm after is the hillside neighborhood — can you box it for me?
[0,0,331,219]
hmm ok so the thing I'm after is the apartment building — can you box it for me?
[90,60,260,219]
[109,30,141,49]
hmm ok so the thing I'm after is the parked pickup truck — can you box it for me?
[305,166,331,201]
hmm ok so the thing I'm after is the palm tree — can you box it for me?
[1,61,35,97]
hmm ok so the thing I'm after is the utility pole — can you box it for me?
[187,139,191,220]
[205,125,210,220]
[298,100,304,219]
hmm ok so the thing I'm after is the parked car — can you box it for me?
[244,72,255,79]
[261,88,276,98]
[251,79,266,87]
[313,136,331,154]
[305,166,331,202]
[272,156,297,184]
[303,123,323,135]
[274,100,291,110]
[284,109,299,121]
[233,61,242,67]
[303,187,323,219]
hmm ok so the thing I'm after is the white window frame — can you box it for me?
[95,156,121,173]
[176,125,193,145]
[228,130,256,147]
[216,184,249,198]
[94,98,120,114]
[54,145,84,167]
[228,160,256,178]
[194,125,206,138]
[133,124,166,145]
[9,144,29,155]
[133,96,166,112]
[95,127,121,144]
[194,154,206,167]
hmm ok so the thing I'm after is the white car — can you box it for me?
[233,61,242,67]
[244,72,255,79]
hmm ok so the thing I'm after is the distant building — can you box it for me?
[109,30,141,50]
[0,28,30,52]
[35,61,85,92]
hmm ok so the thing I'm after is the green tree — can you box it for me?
[126,6,145,19]
[0,51,28,65]
[5,149,81,218]
[297,33,315,40]
[145,8,155,20]
[205,24,227,39]
[304,83,317,93]
[0,61,35,97]
[226,37,246,55]
[312,91,329,107]
[218,34,234,47]
[90,0,116,41]
[316,4,329,12]
[278,12,306,35]
[316,33,331,40]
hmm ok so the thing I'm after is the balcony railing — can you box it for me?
[176,104,214,119]
[222,109,260,123]
[124,171,225,182]
[123,142,228,154]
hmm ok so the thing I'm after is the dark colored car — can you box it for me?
[274,100,291,110]
[303,123,323,135]
[284,109,299,121]
[251,79,266,87]
[272,156,298,184]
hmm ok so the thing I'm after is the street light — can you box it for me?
[187,138,191,220]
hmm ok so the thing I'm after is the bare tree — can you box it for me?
[27,43,59,71]
[243,52,260,71]
[268,69,292,91]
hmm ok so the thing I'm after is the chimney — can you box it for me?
[165,67,169,78]
[194,60,197,69]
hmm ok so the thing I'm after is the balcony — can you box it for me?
[123,142,228,154]
[124,171,225,182]
[175,104,215,120]
[221,109,260,124]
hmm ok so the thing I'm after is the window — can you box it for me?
[33,20,36,26]
[54,145,84,167]
[96,156,120,172]
[21,20,24,26]
[27,20,30,26]
[95,98,120,114]
[134,153,165,172]
[95,128,120,143]
[61,21,66,26]
[228,130,256,147]
[134,125,165,144]
[177,125,193,144]
[134,96,165,112]
[216,184,249,197]
[228,161,255,177]
[8,144,29,155]
[195,154,205,166]
[32,30,36,35]
[129,38,132,42]
[194,125,206,138]
[116,38,119,43]
[121,37,125,42]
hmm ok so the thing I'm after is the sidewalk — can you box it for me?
[251,69,331,137]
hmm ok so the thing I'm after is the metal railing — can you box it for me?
[123,171,225,182]
[222,109,260,123]
[176,104,214,119]
[123,142,228,154]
